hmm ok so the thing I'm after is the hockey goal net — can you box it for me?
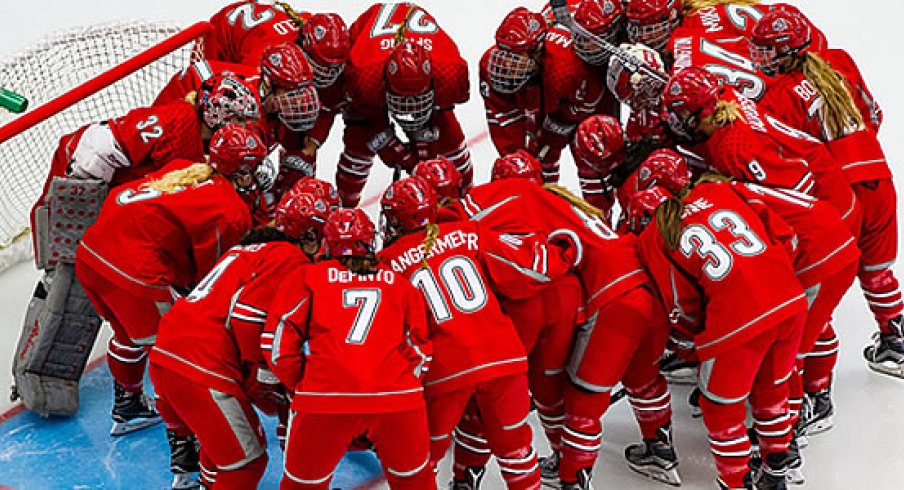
[0,20,211,272]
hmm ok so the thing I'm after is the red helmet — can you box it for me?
[385,40,435,132]
[491,149,543,185]
[274,192,331,242]
[573,0,625,65]
[285,176,341,210]
[380,176,438,239]
[660,67,722,140]
[198,75,260,130]
[572,115,626,176]
[299,13,351,88]
[413,157,463,201]
[626,0,682,51]
[324,208,377,257]
[208,124,267,178]
[607,42,665,109]
[261,43,314,90]
[627,186,671,233]
[636,149,690,193]
[487,7,547,94]
[260,44,320,131]
[750,9,812,77]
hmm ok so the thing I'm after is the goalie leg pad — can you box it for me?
[11,264,103,416]
[35,176,107,270]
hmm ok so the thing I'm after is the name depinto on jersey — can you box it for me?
[328,267,396,284]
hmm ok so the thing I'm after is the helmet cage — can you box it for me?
[387,90,435,132]
[626,18,676,51]
[487,47,539,93]
[308,55,345,88]
[573,30,619,66]
[268,85,321,132]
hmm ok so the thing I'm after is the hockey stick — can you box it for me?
[548,0,670,84]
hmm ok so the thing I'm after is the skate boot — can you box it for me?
[863,330,904,379]
[751,452,791,490]
[561,468,593,490]
[539,452,561,489]
[659,350,698,385]
[624,424,681,486]
[110,384,162,436]
[168,429,200,489]
[449,466,486,490]
[783,437,804,485]
[688,387,703,418]
[800,389,834,436]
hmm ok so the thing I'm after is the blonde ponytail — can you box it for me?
[421,223,440,269]
[275,2,306,28]
[543,184,607,219]
[705,99,742,127]
[655,197,686,250]
[683,0,760,11]
[802,52,864,139]
[145,163,214,194]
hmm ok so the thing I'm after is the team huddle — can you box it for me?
[18,0,902,489]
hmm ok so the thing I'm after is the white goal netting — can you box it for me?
[0,20,202,272]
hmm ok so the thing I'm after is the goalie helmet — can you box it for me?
[636,149,691,193]
[491,149,543,185]
[208,124,267,189]
[488,7,547,93]
[380,176,438,240]
[198,75,260,131]
[274,192,331,243]
[325,208,377,257]
[626,0,682,51]
[285,177,341,210]
[627,185,671,233]
[385,40,435,132]
[660,67,722,141]
[260,43,321,131]
[299,13,351,88]
[750,9,812,77]
[413,157,463,201]
[607,43,665,109]
[573,0,625,66]
[572,115,626,176]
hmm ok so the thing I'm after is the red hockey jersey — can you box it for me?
[150,241,309,398]
[266,260,431,414]
[637,182,807,360]
[757,61,890,183]
[823,48,883,132]
[440,179,650,313]
[670,27,767,101]
[728,182,859,288]
[379,220,570,394]
[77,159,252,301]
[203,1,303,66]
[680,2,826,51]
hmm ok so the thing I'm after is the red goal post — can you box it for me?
[0,20,212,272]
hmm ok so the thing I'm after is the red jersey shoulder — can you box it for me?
[206,1,301,65]
[541,26,602,112]
[346,2,467,108]
[681,3,769,39]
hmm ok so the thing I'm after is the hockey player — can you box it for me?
[202,2,351,163]
[631,180,808,490]
[412,157,463,204]
[440,169,676,489]
[149,191,330,489]
[266,208,435,489]
[480,1,622,183]
[336,3,471,207]
[570,114,628,217]
[749,9,904,381]
[74,124,266,436]
[380,176,575,489]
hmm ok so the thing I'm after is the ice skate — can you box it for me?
[659,350,698,385]
[624,424,681,486]
[561,468,593,490]
[751,451,791,490]
[449,466,485,490]
[167,429,200,489]
[863,332,904,379]
[539,452,562,489]
[800,389,834,436]
[688,387,703,418]
[784,438,804,485]
[110,383,162,436]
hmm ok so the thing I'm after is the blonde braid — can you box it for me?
[394,4,420,45]
[707,100,742,127]
[802,52,864,139]
[421,223,440,269]
[145,163,214,194]
[683,0,760,11]
[655,197,687,250]
[275,2,306,28]
[695,170,733,185]
[543,184,607,219]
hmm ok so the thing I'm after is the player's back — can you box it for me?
[293,260,428,414]
[204,1,301,66]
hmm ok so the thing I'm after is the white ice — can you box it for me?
[1,1,902,488]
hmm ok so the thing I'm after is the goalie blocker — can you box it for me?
[12,177,107,416]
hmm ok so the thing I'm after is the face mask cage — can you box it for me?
[487,48,539,93]
[664,108,700,141]
[386,90,435,132]
[627,19,675,51]
[308,56,345,88]
[750,43,783,77]
[271,86,321,132]
[573,28,619,66]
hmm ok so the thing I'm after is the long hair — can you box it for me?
[340,256,381,275]
[420,223,440,269]
[705,99,742,128]
[239,225,292,246]
[802,52,864,139]
[655,171,731,249]
[543,184,607,219]
[683,0,759,10]
[145,162,214,194]
[275,2,306,28]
